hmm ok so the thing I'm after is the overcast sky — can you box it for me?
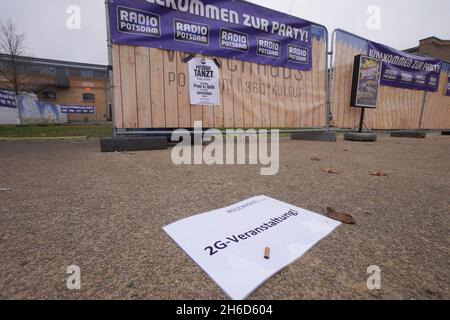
[1,0,449,65]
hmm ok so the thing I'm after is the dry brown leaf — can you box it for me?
[321,168,339,174]
[326,207,356,224]
[370,171,388,177]
[311,157,321,161]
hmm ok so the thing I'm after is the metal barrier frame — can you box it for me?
[329,28,450,130]
[104,0,331,136]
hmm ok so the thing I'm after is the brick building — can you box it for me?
[405,37,450,62]
[0,54,110,123]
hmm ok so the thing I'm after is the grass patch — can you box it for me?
[0,124,112,138]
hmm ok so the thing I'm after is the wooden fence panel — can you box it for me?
[331,31,450,130]
[112,38,327,129]
[422,70,450,129]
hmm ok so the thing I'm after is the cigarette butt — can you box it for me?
[264,247,270,259]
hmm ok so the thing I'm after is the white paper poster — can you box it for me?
[188,57,220,106]
[163,196,341,300]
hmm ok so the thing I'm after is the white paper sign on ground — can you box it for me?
[188,57,220,105]
[163,195,341,300]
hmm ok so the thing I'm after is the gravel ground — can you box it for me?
[0,133,449,300]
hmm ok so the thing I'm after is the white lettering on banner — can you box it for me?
[120,10,159,26]
[368,48,442,72]
[118,6,161,36]
[163,196,341,300]
[147,0,240,24]
[145,0,309,41]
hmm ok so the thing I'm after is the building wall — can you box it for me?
[408,38,450,62]
[40,77,110,123]
[0,75,110,123]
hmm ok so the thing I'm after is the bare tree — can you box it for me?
[0,19,31,123]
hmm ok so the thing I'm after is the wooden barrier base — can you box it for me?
[100,137,168,152]
[390,131,426,139]
[291,130,336,142]
[344,132,377,142]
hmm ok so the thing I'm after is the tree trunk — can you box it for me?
[14,87,23,125]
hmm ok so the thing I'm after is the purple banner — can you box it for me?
[108,0,313,71]
[446,76,450,96]
[368,41,442,92]
[60,105,96,114]
[0,90,17,108]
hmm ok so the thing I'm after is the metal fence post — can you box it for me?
[104,0,117,137]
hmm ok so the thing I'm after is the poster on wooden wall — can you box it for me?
[188,57,221,105]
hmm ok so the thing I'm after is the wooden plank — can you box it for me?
[276,67,286,128]
[119,45,138,128]
[304,66,313,128]
[337,42,348,128]
[318,40,327,127]
[251,63,262,128]
[221,58,234,128]
[135,47,152,128]
[331,42,343,128]
[268,66,279,127]
[164,50,179,128]
[202,104,215,128]
[260,64,271,128]
[112,44,123,129]
[232,60,244,128]
[284,67,295,128]
[384,86,392,129]
[176,52,191,128]
[343,43,353,128]
[292,70,302,127]
[242,61,253,128]
[312,39,321,128]
[213,57,225,128]
[376,85,386,129]
[149,48,166,128]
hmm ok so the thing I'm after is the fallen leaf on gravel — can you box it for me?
[370,171,388,177]
[321,168,339,174]
[311,157,321,161]
[0,188,11,191]
[326,207,356,224]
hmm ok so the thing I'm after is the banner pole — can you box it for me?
[104,0,116,138]
[327,29,337,129]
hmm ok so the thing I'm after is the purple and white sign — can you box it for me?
[0,90,17,108]
[108,0,313,71]
[368,41,442,92]
[446,76,450,96]
[60,105,96,114]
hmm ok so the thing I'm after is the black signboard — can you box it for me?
[350,55,382,108]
